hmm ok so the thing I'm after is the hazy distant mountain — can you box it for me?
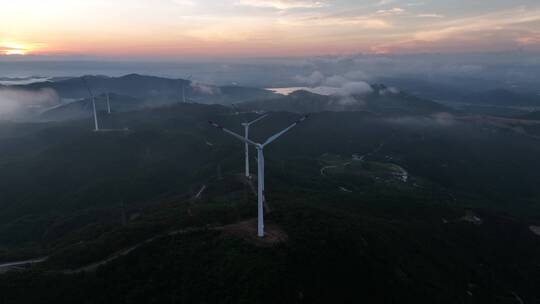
[40,93,146,121]
[463,89,540,106]
[240,85,451,115]
[241,90,332,113]
[377,77,540,108]
[377,77,471,102]
[4,74,278,106]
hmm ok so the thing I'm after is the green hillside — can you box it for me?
[1,103,540,303]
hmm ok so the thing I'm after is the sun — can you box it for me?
[5,49,27,55]
[1,42,31,55]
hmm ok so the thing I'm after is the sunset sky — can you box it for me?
[1,0,540,58]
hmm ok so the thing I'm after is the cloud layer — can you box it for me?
[235,0,327,10]
[0,88,59,119]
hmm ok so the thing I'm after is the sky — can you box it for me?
[1,0,540,58]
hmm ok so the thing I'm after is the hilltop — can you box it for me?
[240,85,452,115]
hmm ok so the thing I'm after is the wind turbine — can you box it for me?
[241,114,268,178]
[106,93,111,114]
[231,104,268,178]
[82,77,99,132]
[81,80,129,132]
[209,115,308,238]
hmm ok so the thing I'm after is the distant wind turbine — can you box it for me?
[231,104,268,178]
[82,77,99,131]
[241,113,268,178]
[209,115,308,238]
[106,93,111,114]
[82,80,128,132]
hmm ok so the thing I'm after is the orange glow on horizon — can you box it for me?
[0,42,34,56]
[1,2,539,58]
[5,49,27,55]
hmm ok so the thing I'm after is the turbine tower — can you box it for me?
[209,115,308,238]
[82,77,99,131]
[231,104,268,178]
[182,83,186,103]
[106,93,111,114]
[241,114,268,178]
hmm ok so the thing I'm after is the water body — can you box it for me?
[267,87,311,95]
[267,87,336,96]
[0,77,51,85]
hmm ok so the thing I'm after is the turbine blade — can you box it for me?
[262,115,308,147]
[247,114,268,126]
[208,121,259,146]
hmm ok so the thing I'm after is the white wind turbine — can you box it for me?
[230,104,268,178]
[242,115,268,178]
[209,115,308,238]
[106,92,111,114]
[82,78,99,131]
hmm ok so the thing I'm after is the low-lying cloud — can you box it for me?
[0,88,59,120]
[190,81,221,95]
[294,70,373,96]
[294,70,376,106]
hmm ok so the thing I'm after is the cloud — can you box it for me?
[0,88,59,119]
[0,46,27,55]
[294,51,533,89]
[316,16,391,28]
[190,81,221,95]
[0,46,19,51]
[280,13,392,28]
[294,70,373,104]
[380,87,400,95]
[412,8,540,43]
[363,7,540,53]
[325,75,348,87]
[294,70,373,92]
[416,13,444,18]
[341,81,373,96]
[294,71,325,86]
[344,70,370,81]
[235,0,327,10]
[376,7,405,16]
[301,86,341,95]
[516,35,540,46]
